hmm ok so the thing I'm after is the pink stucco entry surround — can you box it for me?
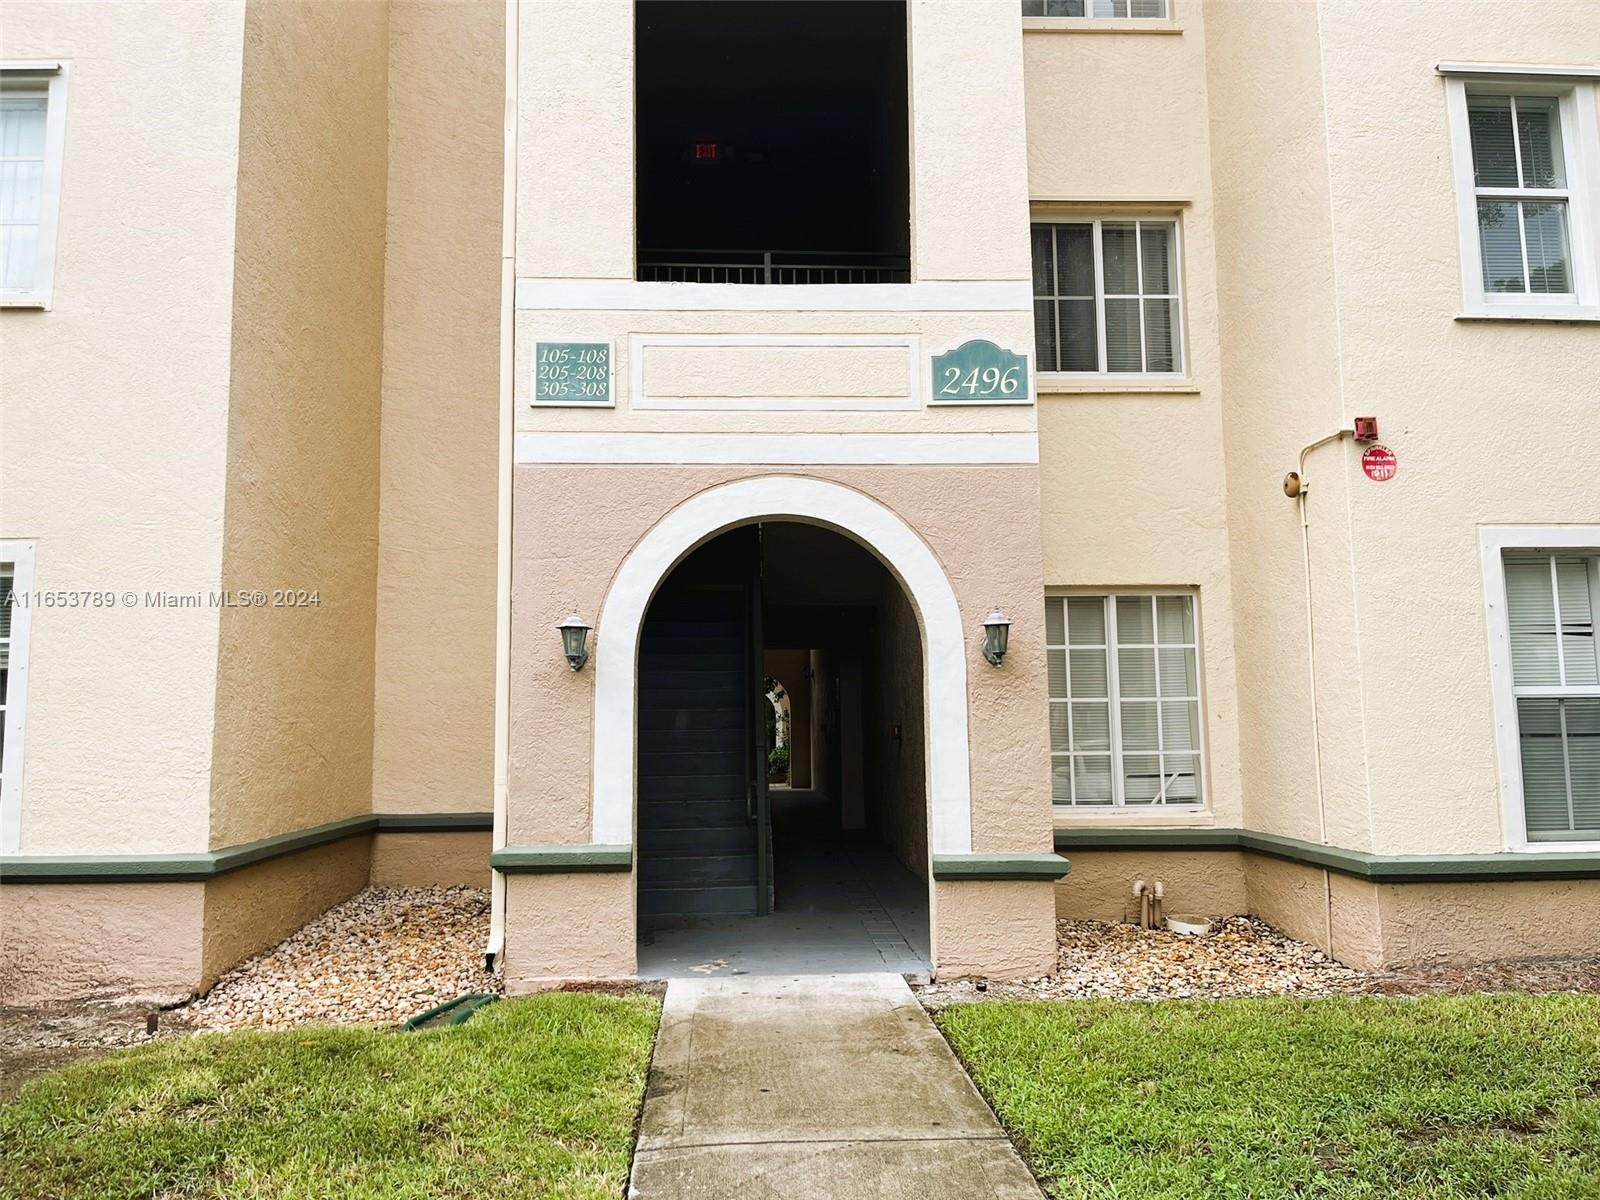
[504,463,1058,980]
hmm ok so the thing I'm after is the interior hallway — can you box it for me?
[636,789,931,980]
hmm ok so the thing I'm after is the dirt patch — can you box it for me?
[1,989,198,1099]
[1361,956,1600,996]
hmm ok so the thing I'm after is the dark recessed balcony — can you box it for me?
[635,1,910,286]
[636,249,911,286]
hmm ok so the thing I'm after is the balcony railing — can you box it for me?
[637,249,911,285]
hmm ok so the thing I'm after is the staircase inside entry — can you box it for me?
[637,561,770,930]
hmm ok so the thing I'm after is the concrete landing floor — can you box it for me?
[636,841,930,980]
[628,973,1044,1199]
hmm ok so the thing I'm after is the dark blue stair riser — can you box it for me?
[638,584,760,920]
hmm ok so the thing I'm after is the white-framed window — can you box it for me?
[1031,218,1184,376]
[1481,527,1600,852]
[1443,68,1600,319]
[0,541,36,854]
[1046,591,1205,810]
[1022,0,1169,18]
[1,62,69,309]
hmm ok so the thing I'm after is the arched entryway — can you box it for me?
[590,477,973,976]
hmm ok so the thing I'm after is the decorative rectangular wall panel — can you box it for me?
[631,334,919,411]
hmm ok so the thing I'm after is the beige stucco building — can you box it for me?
[1,0,1596,1002]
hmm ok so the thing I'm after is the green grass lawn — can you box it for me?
[936,994,1600,1200]
[2,991,660,1200]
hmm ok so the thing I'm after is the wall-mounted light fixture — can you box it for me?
[981,608,1011,667]
[557,612,591,672]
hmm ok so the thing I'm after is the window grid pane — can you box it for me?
[1521,201,1572,294]
[1466,91,1575,300]
[0,97,48,294]
[1025,0,1166,15]
[1051,593,1202,809]
[1029,220,1181,375]
[1506,552,1600,842]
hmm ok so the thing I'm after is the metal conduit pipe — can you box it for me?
[486,0,520,973]
[1284,428,1355,957]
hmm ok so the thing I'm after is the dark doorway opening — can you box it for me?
[635,522,931,977]
[634,0,911,283]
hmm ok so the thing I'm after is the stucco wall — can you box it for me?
[908,0,1032,283]
[1026,8,1245,840]
[0,882,205,1003]
[516,0,1031,284]
[0,2,246,854]
[1203,0,1371,852]
[1205,0,1600,858]
[1055,848,1248,923]
[504,872,637,989]
[1375,878,1600,966]
[370,0,503,820]
[206,0,388,848]
[514,310,1039,438]
[932,879,1056,980]
[866,574,930,878]
[370,831,493,888]
[505,463,1054,978]
[508,465,1054,856]
[1315,0,1600,855]
[1242,853,1600,969]
[200,836,372,985]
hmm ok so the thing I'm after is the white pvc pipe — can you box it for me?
[1295,429,1351,956]
[486,0,519,970]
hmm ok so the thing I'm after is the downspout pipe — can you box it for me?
[1287,428,1354,955]
[486,0,519,972]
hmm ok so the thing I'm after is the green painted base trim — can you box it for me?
[1054,826,1600,882]
[0,812,496,884]
[376,812,494,832]
[489,844,633,873]
[932,852,1071,881]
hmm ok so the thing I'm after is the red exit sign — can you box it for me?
[693,142,719,161]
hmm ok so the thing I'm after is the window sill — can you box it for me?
[1053,807,1213,829]
[1039,374,1199,395]
[1023,17,1181,35]
[1510,839,1600,854]
[1456,306,1600,324]
[0,297,49,310]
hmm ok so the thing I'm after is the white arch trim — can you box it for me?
[592,476,973,854]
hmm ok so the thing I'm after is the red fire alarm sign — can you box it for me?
[1361,444,1397,482]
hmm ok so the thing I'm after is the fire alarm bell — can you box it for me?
[1353,416,1379,442]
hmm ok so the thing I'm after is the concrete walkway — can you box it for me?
[629,973,1045,1199]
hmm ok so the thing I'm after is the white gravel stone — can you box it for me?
[918,915,1599,1007]
[184,886,500,1031]
[920,916,1367,1007]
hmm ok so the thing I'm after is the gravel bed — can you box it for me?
[185,886,500,1031]
[917,916,1600,1007]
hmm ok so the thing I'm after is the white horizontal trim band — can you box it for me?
[1436,62,1600,79]
[514,432,1039,465]
[515,279,1033,312]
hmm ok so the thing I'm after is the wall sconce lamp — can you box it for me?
[981,608,1012,667]
[557,612,591,672]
